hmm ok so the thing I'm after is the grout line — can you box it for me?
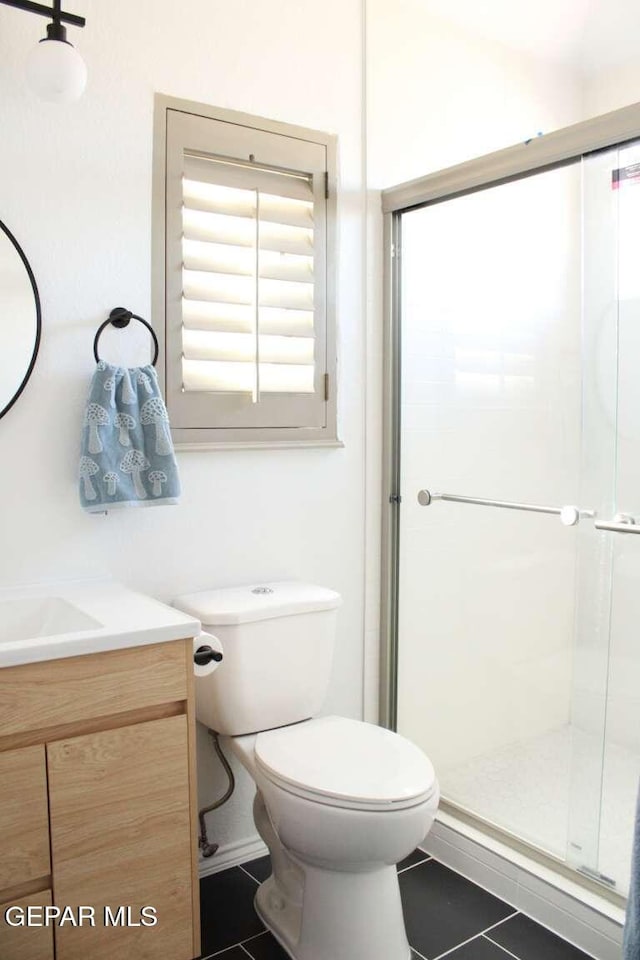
[240,930,276,959]
[239,930,270,948]
[200,947,247,959]
[485,912,522,937]
[411,947,429,959]
[238,863,261,885]
[429,910,520,960]
[483,933,525,960]
[399,855,433,873]
[199,929,268,959]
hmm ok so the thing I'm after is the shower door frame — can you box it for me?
[379,100,640,901]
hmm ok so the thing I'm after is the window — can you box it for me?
[152,96,338,447]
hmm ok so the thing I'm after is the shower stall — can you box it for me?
[381,103,640,901]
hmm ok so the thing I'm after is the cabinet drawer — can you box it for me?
[0,889,54,960]
[0,640,189,737]
[0,745,50,889]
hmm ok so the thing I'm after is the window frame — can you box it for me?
[152,94,340,449]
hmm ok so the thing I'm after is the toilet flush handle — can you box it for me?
[194,645,224,666]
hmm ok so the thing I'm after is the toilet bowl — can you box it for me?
[173,582,440,960]
[230,716,438,960]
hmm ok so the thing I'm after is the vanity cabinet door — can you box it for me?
[0,890,54,960]
[0,745,50,889]
[47,715,196,960]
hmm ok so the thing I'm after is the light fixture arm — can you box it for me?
[0,0,85,29]
[46,0,65,42]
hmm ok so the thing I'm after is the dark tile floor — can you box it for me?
[199,850,594,959]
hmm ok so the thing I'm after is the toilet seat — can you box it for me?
[255,716,437,812]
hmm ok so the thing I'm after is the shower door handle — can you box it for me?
[594,514,640,534]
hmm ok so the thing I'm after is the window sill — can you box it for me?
[174,438,345,452]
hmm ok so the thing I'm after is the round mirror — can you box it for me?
[0,219,41,420]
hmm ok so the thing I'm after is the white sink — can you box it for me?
[0,596,102,645]
[0,582,201,668]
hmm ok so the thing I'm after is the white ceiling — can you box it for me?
[419,0,640,72]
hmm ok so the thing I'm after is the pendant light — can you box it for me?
[0,0,87,103]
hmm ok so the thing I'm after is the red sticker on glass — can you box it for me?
[612,163,640,188]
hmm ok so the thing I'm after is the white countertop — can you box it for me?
[0,580,201,668]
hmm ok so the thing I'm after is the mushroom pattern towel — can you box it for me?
[79,361,180,512]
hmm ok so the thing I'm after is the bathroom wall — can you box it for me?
[0,0,365,854]
[365,0,585,190]
[583,52,640,120]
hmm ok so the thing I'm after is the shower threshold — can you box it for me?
[424,806,626,960]
[437,723,640,901]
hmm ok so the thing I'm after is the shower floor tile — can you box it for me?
[439,723,640,895]
[198,850,593,960]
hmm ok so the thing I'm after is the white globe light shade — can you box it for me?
[26,39,87,103]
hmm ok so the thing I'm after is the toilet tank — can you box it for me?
[173,582,341,735]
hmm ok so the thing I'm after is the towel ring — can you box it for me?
[93,307,159,366]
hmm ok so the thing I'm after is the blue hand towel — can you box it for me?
[79,361,180,512]
[624,780,640,959]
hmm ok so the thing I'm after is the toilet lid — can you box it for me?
[255,716,436,809]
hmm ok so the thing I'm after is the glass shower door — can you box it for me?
[571,138,640,893]
[396,156,617,884]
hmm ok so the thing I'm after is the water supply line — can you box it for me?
[199,729,235,858]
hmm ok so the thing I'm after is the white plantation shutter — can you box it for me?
[180,155,316,397]
[158,104,336,443]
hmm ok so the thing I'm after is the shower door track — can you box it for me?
[438,798,625,909]
[379,99,640,901]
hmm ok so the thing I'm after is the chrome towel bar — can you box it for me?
[417,489,593,527]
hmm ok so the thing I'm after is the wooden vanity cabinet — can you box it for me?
[0,639,200,960]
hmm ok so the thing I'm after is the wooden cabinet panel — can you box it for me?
[0,746,50,889]
[47,714,195,960]
[0,641,188,737]
[0,889,54,960]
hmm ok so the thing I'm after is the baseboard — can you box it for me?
[198,834,268,879]
[424,815,624,960]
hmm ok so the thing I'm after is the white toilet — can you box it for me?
[174,582,439,960]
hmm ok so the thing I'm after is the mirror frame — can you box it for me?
[0,219,42,420]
